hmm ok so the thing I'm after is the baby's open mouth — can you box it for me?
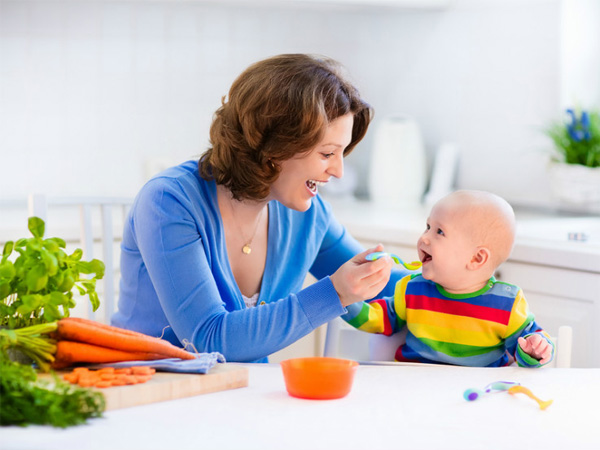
[420,251,432,264]
[306,180,325,194]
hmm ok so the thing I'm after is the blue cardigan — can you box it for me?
[112,160,403,362]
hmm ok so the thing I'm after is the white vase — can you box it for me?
[548,161,600,206]
[368,116,427,206]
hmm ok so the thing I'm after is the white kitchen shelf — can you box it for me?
[75,0,452,9]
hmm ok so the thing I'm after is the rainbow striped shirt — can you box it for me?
[342,275,554,367]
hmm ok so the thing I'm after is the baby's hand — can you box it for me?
[518,334,553,364]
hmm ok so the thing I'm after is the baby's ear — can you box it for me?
[468,247,490,270]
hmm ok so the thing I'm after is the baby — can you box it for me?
[343,190,554,367]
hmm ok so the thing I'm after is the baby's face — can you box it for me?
[417,201,479,289]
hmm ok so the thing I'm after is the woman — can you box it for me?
[112,54,406,362]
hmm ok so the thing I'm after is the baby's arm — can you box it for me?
[505,288,555,368]
[341,296,401,335]
[518,334,553,364]
[341,276,412,335]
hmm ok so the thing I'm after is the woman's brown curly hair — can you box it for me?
[199,54,373,201]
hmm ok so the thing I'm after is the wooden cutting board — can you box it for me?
[49,363,249,410]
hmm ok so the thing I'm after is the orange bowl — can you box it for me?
[280,357,359,400]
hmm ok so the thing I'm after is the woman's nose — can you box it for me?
[328,154,344,178]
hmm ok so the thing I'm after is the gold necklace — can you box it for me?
[225,196,265,255]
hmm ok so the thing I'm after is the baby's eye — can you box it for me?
[425,223,431,231]
[437,228,445,236]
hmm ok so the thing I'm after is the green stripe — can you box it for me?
[419,337,502,357]
[346,304,372,329]
[505,312,535,340]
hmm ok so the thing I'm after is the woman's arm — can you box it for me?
[309,200,410,300]
[130,181,346,362]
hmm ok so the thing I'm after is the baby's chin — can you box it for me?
[419,266,434,281]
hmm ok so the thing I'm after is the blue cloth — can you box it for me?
[112,160,407,363]
[92,352,226,374]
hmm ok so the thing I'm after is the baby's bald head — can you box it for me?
[434,190,516,267]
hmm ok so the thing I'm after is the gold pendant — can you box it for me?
[242,244,252,255]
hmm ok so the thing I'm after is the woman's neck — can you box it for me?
[216,185,268,221]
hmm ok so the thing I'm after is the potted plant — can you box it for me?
[545,108,600,206]
[0,217,105,330]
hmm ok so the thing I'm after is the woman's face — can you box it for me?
[268,113,354,211]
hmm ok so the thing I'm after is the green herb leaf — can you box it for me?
[25,264,48,292]
[0,358,105,427]
[0,261,16,279]
[27,217,45,239]
[2,241,13,259]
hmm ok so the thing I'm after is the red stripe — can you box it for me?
[370,299,393,336]
[405,294,511,325]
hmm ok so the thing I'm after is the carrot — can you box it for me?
[52,341,170,370]
[134,375,152,383]
[63,317,156,338]
[56,318,195,361]
[123,375,137,385]
[131,366,154,376]
[61,365,155,388]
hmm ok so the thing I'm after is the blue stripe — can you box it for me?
[407,278,517,312]
[402,333,510,367]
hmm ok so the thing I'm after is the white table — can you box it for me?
[3,363,600,450]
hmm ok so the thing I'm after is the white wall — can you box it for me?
[1,0,593,210]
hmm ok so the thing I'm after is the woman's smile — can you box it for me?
[306,179,327,196]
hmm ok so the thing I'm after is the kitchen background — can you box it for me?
[1,0,600,367]
[1,0,599,208]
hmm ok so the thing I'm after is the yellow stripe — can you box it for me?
[408,309,505,333]
[407,311,504,347]
[505,290,530,337]
[357,302,385,333]
[393,275,411,321]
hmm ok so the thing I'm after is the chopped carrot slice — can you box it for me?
[131,366,153,375]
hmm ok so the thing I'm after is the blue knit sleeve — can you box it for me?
[117,175,345,363]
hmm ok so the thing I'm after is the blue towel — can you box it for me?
[91,352,226,374]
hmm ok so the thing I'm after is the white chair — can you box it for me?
[323,317,573,368]
[28,194,133,324]
[547,325,573,368]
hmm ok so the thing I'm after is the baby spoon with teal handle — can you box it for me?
[463,381,520,401]
[366,251,422,270]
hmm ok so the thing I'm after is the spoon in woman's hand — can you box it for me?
[366,251,422,270]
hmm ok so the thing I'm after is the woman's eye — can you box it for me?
[437,228,445,236]
[322,153,335,159]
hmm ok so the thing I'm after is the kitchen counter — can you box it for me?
[3,362,600,450]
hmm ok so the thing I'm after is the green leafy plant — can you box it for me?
[0,355,105,427]
[0,217,105,329]
[546,108,600,168]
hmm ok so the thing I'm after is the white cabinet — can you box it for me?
[495,261,600,368]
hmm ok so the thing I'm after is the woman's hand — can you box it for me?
[330,244,394,307]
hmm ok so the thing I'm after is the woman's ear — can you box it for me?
[468,247,491,270]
